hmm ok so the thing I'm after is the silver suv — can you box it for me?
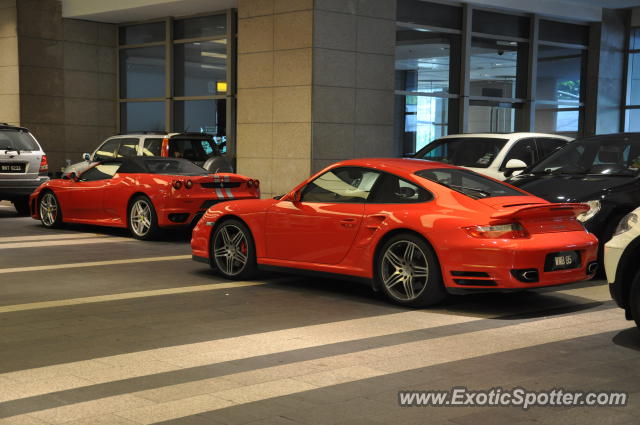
[64,132,233,176]
[0,124,48,215]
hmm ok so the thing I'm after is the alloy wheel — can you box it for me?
[213,224,249,276]
[130,199,152,237]
[40,193,58,226]
[381,240,429,301]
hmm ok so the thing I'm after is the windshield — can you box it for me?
[0,129,40,151]
[168,139,220,162]
[530,137,640,176]
[414,137,508,168]
[416,168,525,199]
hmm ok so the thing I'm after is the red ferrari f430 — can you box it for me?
[30,157,260,239]
[192,158,599,306]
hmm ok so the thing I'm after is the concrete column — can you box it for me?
[0,0,20,126]
[236,0,396,198]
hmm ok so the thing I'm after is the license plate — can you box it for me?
[545,251,580,271]
[0,162,26,173]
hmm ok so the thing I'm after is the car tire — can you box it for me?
[39,191,63,228]
[210,219,257,280]
[13,197,31,216]
[630,272,640,329]
[128,195,161,240]
[375,233,446,307]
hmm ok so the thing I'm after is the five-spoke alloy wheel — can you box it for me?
[39,191,62,228]
[211,219,257,280]
[128,195,160,240]
[376,233,445,306]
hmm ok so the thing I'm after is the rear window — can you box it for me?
[124,158,208,176]
[416,168,524,199]
[0,129,40,151]
[168,138,219,162]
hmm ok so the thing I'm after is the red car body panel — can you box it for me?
[191,158,598,291]
[30,169,260,229]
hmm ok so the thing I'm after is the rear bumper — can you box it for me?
[440,231,599,291]
[0,176,49,198]
[157,196,254,228]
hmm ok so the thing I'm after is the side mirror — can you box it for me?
[505,159,528,170]
[82,153,91,161]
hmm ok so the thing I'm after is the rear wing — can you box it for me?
[491,203,589,221]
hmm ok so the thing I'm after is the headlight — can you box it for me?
[613,212,638,237]
[577,200,601,222]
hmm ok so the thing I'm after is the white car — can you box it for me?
[413,133,573,180]
[604,209,640,328]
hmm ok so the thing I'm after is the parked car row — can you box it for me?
[7,125,640,325]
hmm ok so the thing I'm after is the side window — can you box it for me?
[116,138,140,158]
[80,163,122,182]
[500,138,537,170]
[370,174,432,203]
[93,139,120,160]
[142,138,163,156]
[537,138,568,159]
[301,167,381,203]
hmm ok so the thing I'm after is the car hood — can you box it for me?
[508,173,637,202]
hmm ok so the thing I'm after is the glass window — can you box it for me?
[537,138,570,158]
[0,129,39,151]
[301,167,382,203]
[472,9,529,39]
[93,139,120,160]
[468,102,519,133]
[625,109,640,132]
[500,138,537,170]
[119,46,166,99]
[531,137,640,176]
[174,15,227,40]
[116,138,140,158]
[537,45,584,105]
[535,105,580,133]
[174,99,225,135]
[416,168,524,198]
[628,52,640,106]
[632,28,640,50]
[142,138,163,156]
[119,22,165,45]
[141,158,208,175]
[395,31,458,95]
[415,137,508,168]
[539,20,589,46]
[120,102,166,133]
[396,0,462,29]
[80,163,122,181]
[370,173,432,203]
[395,95,449,154]
[167,138,219,162]
[174,40,227,97]
[470,38,526,99]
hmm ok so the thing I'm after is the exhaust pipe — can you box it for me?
[587,262,598,275]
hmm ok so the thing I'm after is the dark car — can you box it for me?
[507,133,640,259]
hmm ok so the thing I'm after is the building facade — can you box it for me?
[1,0,639,197]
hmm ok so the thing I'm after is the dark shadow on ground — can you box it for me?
[612,327,640,351]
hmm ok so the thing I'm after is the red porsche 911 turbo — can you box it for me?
[191,158,599,306]
[30,157,260,240]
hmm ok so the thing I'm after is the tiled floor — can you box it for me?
[0,203,639,424]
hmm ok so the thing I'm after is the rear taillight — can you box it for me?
[247,179,260,189]
[463,223,529,239]
[173,180,182,189]
[185,179,193,189]
[254,179,260,188]
[39,155,48,173]
[247,179,254,188]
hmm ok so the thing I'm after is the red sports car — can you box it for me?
[192,158,599,306]
[30,157,260,240]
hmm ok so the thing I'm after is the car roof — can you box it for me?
[435,132,573,140]
[111,132,217,139]
[331,158,461,175]
[0,123,31,133]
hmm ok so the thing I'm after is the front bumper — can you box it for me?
[0,176,49,198]
[440,231,599,291]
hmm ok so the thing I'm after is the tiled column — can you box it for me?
[236,0,313,199]
[236,0,397,198]
[0,0,20,126]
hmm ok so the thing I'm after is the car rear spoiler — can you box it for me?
[490,203,590,220]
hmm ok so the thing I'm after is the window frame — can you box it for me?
[624,26,640,132]
[299,167,384,204]
[498,137,538,171]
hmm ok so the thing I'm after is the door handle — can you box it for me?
[340,218,357,228]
